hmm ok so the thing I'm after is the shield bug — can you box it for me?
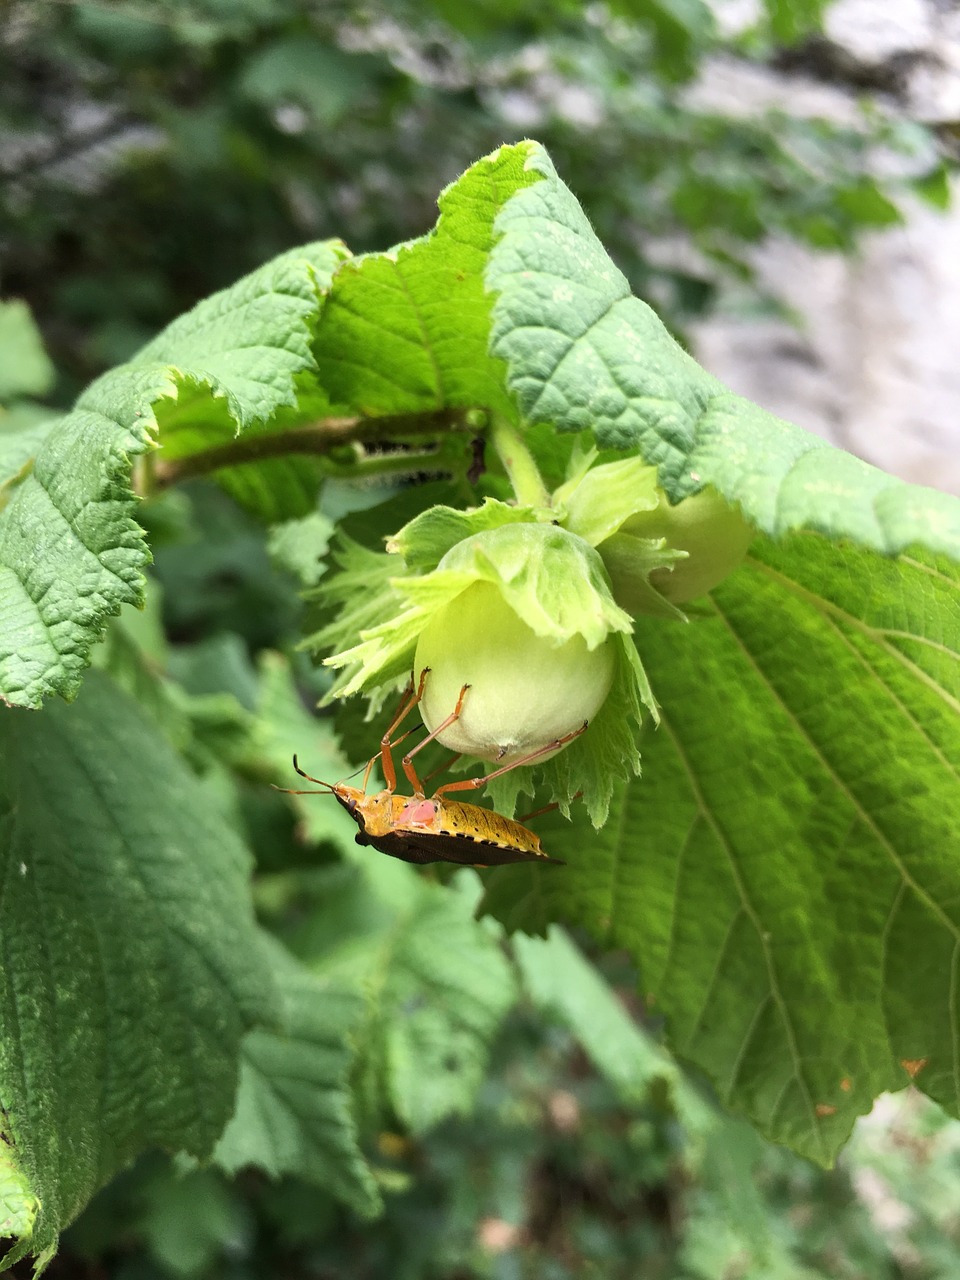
[280,671,585,867]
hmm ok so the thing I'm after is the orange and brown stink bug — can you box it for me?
[281,670,586,867]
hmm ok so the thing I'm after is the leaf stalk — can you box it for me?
[489,416,549,508]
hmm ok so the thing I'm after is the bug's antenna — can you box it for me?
[270,755,338,795]
[292,754,334,786]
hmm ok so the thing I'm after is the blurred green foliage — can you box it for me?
[58,987,960,1279]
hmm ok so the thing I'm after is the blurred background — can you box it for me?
[3,1,960,1276]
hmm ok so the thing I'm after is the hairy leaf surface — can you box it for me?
[311,145,539,423]
[0,671,275,1265]
[485,144,960,559]
[0,243,343,708]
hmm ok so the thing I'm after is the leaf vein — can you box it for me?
[658,716,826,1156]
[710,593,960,945]
[747,556,960,715]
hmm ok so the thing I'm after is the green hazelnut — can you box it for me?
[414,580,615,765]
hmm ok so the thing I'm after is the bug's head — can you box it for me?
[331,782,364,816]
[274,758,371,831]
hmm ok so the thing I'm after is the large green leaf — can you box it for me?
[0,671,275,1267]
[215,941,379,1218]
[482,534,960,1163]
[485,144,960,560]
[0,242,344,709]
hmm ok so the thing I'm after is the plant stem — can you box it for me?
[148,407,476,492]
[489,416,549,507]
[324,449,447,482]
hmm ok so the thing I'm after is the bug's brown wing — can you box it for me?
[356,829,563,867]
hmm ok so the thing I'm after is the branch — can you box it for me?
[149,406,484,490]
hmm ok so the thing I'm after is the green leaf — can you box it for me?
[680,1118,819,1280]
[304,534,406,702]
[913,164,951,211]
[90,604,194,756]
[311,144,541,424]
[762,0,828,44]
[215,940,379,1218]
[387,499,538,574]
[835,180,902,229]
[0,670,275,1266]
[240,36,372,129]
[0,302,55,403]
[267,511,334,586]
[139,1166,246,1280]
[482,534,960,1164]
[484,143,960,560]
[0,241,344,709]
[609,0,715,79]
[402,522,633,650]
[303,865,517,1135]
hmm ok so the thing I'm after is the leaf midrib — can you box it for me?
[657,715,827,1160]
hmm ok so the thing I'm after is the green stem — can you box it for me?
[323,450,448,482]
[146,407,477,493]
[489,417,549,508]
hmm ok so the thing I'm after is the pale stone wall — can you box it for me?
[694,0,960,495]
[692,193,960,495]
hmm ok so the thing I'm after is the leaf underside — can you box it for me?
[482,534,960,1163]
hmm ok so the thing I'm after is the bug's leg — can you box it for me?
[360,725,421,794]
[433,722,588,800]
[401,683,470,796]
[360,753,377,794]
[379,669,431,794]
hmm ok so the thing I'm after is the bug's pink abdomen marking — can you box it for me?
[397,798,440,829]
